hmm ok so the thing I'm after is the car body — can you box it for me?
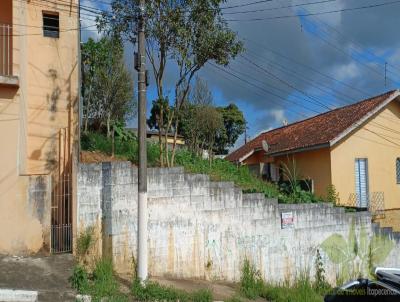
[324,268,400,302]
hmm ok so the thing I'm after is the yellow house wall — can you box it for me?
[242,148,331,198]
[274,148,332,198]
[331,99,400,210]
[0,0,79,254]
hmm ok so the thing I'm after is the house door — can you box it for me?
[355,158,369,208]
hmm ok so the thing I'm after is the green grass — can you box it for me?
[81,131,322,203]
[260,277,325,302]
[70,258,128,302]
[131,279,213,302]
[76,227,94,258]
[238,261,331,302]
[239,259,264,299]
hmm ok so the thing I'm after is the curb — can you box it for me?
[0,289,38,302]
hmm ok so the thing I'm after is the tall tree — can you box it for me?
[81,36,135,136]
[215,104,246,154]
[100,0,243,166]
[192,77,213,106]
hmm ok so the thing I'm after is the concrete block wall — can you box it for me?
[77,162,400,284]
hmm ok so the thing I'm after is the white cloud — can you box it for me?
[269,109,287,125]
[333,62,360,81]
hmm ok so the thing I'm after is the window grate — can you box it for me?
[396,158,400,184]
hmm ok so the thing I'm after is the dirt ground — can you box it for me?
[0,254,76,301]
[375,209,400,232]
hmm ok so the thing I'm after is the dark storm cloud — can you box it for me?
[84,0,400,135]
[195,0,400,134]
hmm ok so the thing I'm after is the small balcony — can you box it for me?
[0,23,18,87]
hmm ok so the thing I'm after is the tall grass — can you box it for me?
[70,258,128,302]
[238,260,331,302]
[131,279,213,302]
[239,259,264,299]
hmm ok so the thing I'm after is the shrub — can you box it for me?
[260,275,325,302]
[76,227,94,258]
[224,295,243,302]
[191,289,213,302]
[314,249,330,294]
[326,184,339,205]
[239,259,264,299]
[90,258,123,301]
[69,265,89,293]
[132,279,212,302]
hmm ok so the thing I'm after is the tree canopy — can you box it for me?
[81,36,135,136]
[100,0,244,166]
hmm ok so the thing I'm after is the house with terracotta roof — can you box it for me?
[226,90,400,210]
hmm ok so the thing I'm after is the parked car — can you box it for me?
[324,268,400,302]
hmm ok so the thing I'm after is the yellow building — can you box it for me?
[0,0,79,254]
[227,90,400,211]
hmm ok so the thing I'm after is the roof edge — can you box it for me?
[238,149,255,163]
[329,90,400,147]
[268,142,330,157]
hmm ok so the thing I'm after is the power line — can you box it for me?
[225,0,400,21]
[221,0,276,10]
[223,0,337,15]
[241,54,333,110]
[311,15,400,74]
[16,0,101,20]
[242,36,368,97]
[0,23,98,37]
[243,48,358,105]
[207,62,316,118]
[303,16,400,81]
[226,62,323,114]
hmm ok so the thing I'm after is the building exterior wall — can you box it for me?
[273,148,332,198]
[243,150,273,177]
[331,100,400,210]
[77,163,400,284]
[0,0,79,254]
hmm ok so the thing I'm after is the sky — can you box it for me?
[81,0,400,148]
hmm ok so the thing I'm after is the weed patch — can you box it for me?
[76,227,94,258]
[239,259,263,299]
[70,258,128,302]
[132,279,213,302]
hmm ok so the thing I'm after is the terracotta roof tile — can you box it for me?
[226,90,399,162]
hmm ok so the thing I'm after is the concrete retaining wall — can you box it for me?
[77,162,400,284]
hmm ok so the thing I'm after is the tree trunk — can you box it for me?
[164,110,175,167]
[170,117,180,167]
[106,112,111,138]
[158,105,164,167]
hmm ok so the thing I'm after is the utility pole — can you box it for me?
[137,0,148,282]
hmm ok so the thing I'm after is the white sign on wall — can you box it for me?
[281,212,294,229]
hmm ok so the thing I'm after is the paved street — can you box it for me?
[0,254,76,301]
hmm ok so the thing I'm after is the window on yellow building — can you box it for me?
[43,12,59,38]
[396,158,400,184]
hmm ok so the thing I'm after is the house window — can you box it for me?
[396,158,400,184]
[43,12,59,38]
